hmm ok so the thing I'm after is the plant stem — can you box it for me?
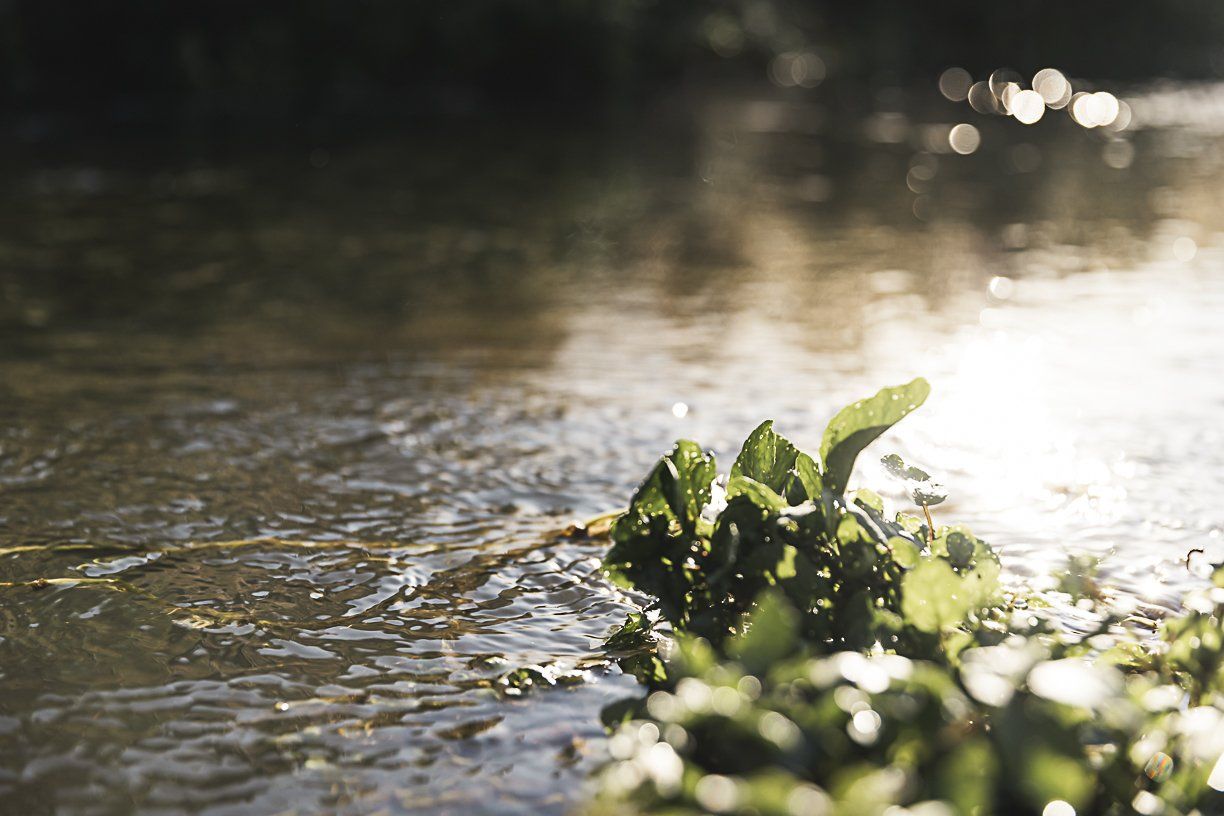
[922,503,935,543]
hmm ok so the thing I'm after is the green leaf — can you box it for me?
[788,451,824,503]
[662,440,718,536]
[881,453,908,479]
[726,474,789,512]
[610,439,715,543]
[607,444,713,623]
[888,536,921,569]
[610,459,672,543]
[836,513,868,544]
[707,494,770,577]
[851,488,883,514]
[881,452,932,483]
[911,483,948,507]
[963,558,1000,608]
[732,420,801,494]
[896,513,926,537]
[820,378,930,495]
[945,532,974,567]
[728,589,798,673]
[900,558,973,633]
[882,452,947,507]
[603,612,655,654]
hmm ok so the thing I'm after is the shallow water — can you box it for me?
[3,87,1224,814]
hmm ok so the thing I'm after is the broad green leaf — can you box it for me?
[606,442,715,624]
[609,616,675,685]
[726,474,789,512]
[732,420,800,494]
[708,494,770,576]
[840,539,877,578]
[900,558,973,633]
[820,378,930,495]
[932,525,977,562]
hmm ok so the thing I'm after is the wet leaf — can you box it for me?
[910,483,947,507]
[881,452,931,483]
[731,421,800,496]
[888,536,920,569]
[593,379,1224,816]
[945,532,974,567]
[789,450,824,504]
[900,558,972,633]
[726,474,789,512]
[821,378,930,495]
[851,488,884,513]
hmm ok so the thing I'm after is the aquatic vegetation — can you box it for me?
[602,378,1001,657]
[496,663,592,696]
[589,380,1224,815]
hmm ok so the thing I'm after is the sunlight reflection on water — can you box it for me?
[2,79,1224,813]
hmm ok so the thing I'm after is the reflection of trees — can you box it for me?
[4,92,1223,365]
[0,130,612,360]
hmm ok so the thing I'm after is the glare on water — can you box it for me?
[3,76,1224,813]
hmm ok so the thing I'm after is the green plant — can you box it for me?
[589,379,1224,816]
[604,378,1001,657]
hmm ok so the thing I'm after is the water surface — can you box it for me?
[3,87,1224,813]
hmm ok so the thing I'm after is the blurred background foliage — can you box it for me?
[4,0,1224,131]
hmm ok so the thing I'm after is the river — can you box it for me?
[2,81,1223,813]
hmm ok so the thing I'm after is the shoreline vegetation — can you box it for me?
[576,379,1224,815]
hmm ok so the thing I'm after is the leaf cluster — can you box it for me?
[604,378,1001,658]
[590,380,1224,815]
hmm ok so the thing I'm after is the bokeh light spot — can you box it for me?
[1010,90,1046,124]
[1033,68,1071,107]
[939,67,973,102]
[949,123,981,154]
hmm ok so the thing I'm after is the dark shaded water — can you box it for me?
[3,87,1224,813]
